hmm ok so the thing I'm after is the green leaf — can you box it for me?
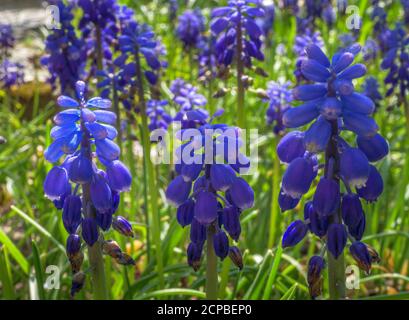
[280,283,298,300]
[0,247,16,299]
[10,205,65,253]
[31,241,46,300]
[0,227,29,275]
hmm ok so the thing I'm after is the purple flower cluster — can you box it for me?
[294,29,324,83]
[210,0,265,69]
[147,99,172,131]
[380,24,409,100]
[0,23,14,58]
[118,20,167,87]
[0,59,24,89]
[362,76,382,109]
[42,0,86,94]
[279,44,388,298]
[265,81,293,134]
[176,9,205,50]
[43,81,134,297]
[171,79,209,128]
[165,118,254,270]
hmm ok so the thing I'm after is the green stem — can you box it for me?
[268,136,280,249]
[236,15,246,129]
[206,225,218,300]
[134,49,164,288]
[403,98,409,134]
[95,26,103,71]
[81,123,108,300]
[326,120,346,300]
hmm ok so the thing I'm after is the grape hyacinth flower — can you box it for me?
[171,79,209,129]
[42,0,86,94]
[211,0,265,128]
[0,60,24,89]
[265,80,293,135]
[279,44,388,299]
[166,114,254,299]
[257,2,275,37]
[43,81,133,299]
[176,9,205,50]
[0,24,15,59]
[362,77,382,110]
[380,24,409,119]
[146,100,172,131]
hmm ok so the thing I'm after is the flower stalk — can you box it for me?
[235,16,245,129]
[325,120,346,300]
[80,123,108,300]
[206,224,218,300]
[134,49,164,288]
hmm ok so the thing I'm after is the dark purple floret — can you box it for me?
[350,241,372,274]
[327,223,347,259]
[82,217,99,246]
[282,220,309,248]
[62,195,83,234]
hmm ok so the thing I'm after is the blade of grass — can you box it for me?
[0,227,29,275]
[31,241,46,300]
[0,246,16,299]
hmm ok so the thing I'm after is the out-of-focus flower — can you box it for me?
[265,80,293,134]
[0,23,15,58]
[0,59,24,88]
[176,9,205,50]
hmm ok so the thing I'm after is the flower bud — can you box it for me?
[276,131,305,164]
[68,154,93,184]
[70,272,85,298]
[228,246,243,270]
[340,147,370,188]
[62,195,82,234]
[187,242,203,271]
[116,253,136,266]
[112,216,134,237]
[177,199,195,227]
[106,160,132,192]
[356,165,383,202]
[95,211,113,231]
[68,250,84,274]
[190,218,206,245]
[356,133,388,163]
[194,191,218,225]
[210,164,236,192]
[282,220,308,248]
[81,217,99,246]
[304,116,332,152]
[327,223,347,259]
[90,172,112,213]
[366,244,381,263]
[213,231,229,259]
[307,256,325,299]
[350,241,371,274]
[223,206,241,241]
[278,189,300,212]
[102,240,122,259]
[348,214,366,241]
[229,177,254,210]
[166,175,192,207]
[341,194,364,228]
[313,177,340,217]
[44,166,70,200]
[282,157,315,199]
[66,234,81,256]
